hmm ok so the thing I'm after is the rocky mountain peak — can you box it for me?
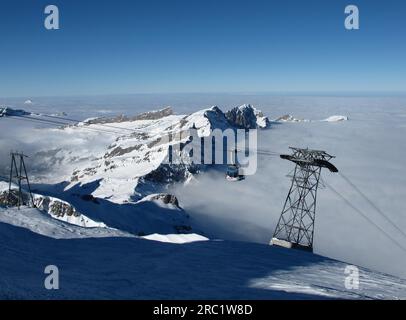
[225,104,270,129]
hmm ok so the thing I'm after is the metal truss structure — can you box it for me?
[271,147,338,252]
[8,152,35,209]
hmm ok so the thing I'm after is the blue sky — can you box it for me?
[0,0,405,97]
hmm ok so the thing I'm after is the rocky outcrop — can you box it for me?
[0,188,105,228]
[225,104,270,129]
[0,190,20,207]
[34,196,78,218]
[83,107,174,125]
[143,163,198,185]
[275,114,307,122]
[275,114,349,123]
[149,194,180,207]
[0,106,31,118]
[131,107,173,121]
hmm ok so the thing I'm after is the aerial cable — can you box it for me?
[339,171,406,241]
[19,115,124,135]
[39,113,140,132]
[7,115,124,135]
[20,114,128,135]
[3,108,144,135]
[325,180,406,255]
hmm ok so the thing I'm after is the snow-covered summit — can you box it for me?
[58,105,270,203]
[83,106,174,125]
[275,114,310,123]
[322,115,349,122]
[274,114,349,123]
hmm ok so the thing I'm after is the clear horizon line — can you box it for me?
[1,90,406,100]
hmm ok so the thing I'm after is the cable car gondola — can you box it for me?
[226,164,244,181]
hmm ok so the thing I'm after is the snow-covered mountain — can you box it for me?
[0,104,270,237]
[0,106,31,117]
[30,104,270,204]
[274,114,348,123]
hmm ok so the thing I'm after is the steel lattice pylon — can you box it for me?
[271,147,338,252]
[8,152,35,209]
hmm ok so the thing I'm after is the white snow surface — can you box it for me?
[141,233,209,244]
[322,115,349,122]
[0,181,106,228]
[274,114,348,123]
[0,206,129,239]
[0,216,404,299]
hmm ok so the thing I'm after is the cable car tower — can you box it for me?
[271,147,338,252]
[8,152,35,209]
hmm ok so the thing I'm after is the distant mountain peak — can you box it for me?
[225,104,270,129]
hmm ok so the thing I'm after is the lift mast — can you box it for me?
[271,147,338,252]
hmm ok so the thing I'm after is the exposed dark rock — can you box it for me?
[0,190,22,207]
[203,106,230,129]
[80,194,100,204]
[225,104,259,129]
[36,197,78,218]
[0,107,31,117]
[104,145,143,158]
[149,194,180,207]
[131,107,173,121]
[0,190,80,218]
[83,107,173,125]
[143,163,198,184]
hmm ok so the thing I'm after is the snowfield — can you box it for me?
[0,181,106,228]
[141,233,209,244]
[0,215,405,299]
[322,115,348,122]
[0,205,207,244]
[0,206,131,239]
[274,114,349,123]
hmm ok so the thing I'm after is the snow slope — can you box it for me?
[0,181,105,228]
[141,233,208,244]
[0,179,194,237]
[274,114,348,123]
[0,206,130,239]
[0,219,405,299]
[0,205,207,244]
